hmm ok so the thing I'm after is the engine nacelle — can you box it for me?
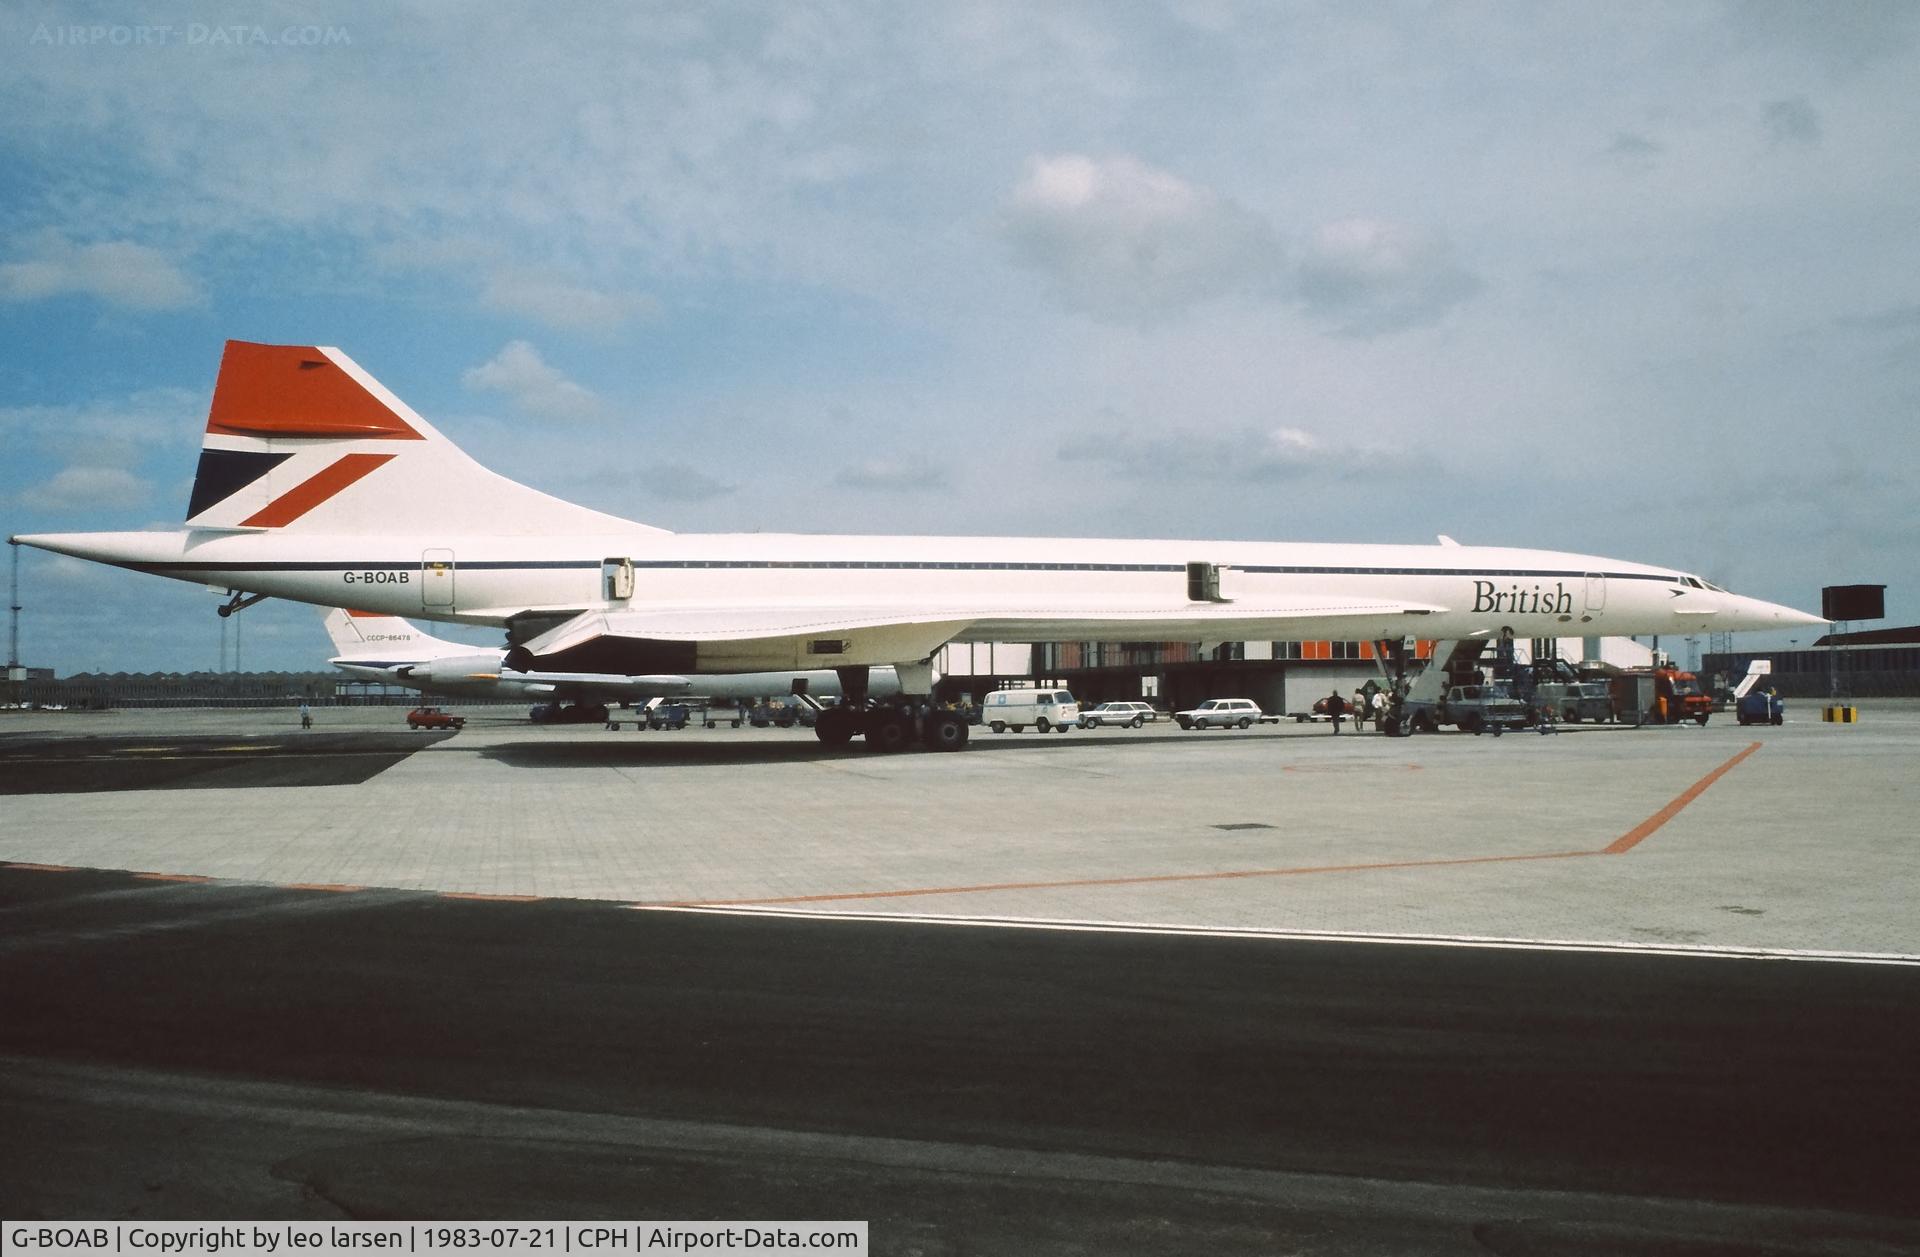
[401,653,505,684]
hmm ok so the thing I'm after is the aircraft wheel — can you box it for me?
[865,711,913,753]
[922,712,969,752]
[814,706,857,746]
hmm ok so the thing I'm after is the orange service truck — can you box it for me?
[1611,667,1714,726]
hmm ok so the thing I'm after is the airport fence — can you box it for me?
[2,673,529,710]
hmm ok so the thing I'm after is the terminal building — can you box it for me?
[1704,625,1920,699]
[935,635,1655,716]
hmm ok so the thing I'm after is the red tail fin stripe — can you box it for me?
[206,341,423,441]
[239,453,396,528]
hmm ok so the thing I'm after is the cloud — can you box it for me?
[1002,153,1284,323]
[461,341,608,422]
[559,460,734,513]
[16,465,152,512]
[2,388,204,464]
[1003,156,1478,338]
[1293,219,1482,336]
[1606,132,1664,159]
[1834,303,1920,333]
[1059,424,1413,484]
[1729,0,1918,75]
[479,271,661,334]
[1763,97,1822,147]
[0,232,201,310]
[640,462,735,502]
[832,459,953,491]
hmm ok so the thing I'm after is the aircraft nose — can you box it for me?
[1723,593,1827,631]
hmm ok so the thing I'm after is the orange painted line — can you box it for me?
[439,892,543,903]
[3,862,77,873]
[240,453,395,528]
[677,744,1767,909]
[283,883,366,893]
[1604,741,1765,855]
[674,849,1601,908]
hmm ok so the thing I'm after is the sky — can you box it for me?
[3,1,1916,674]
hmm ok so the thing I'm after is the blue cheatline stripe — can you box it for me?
[136,560,602,573]
[130,558,1679,580]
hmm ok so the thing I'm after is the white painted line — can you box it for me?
[628,903,1920,966]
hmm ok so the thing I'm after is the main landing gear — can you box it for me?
[813,666,970,753]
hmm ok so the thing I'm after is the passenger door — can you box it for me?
[422,548,455,611]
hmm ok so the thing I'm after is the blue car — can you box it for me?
[1736,688,1784,726]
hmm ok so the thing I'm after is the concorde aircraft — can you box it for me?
[323,607,900,713]
[13,341,1824,751]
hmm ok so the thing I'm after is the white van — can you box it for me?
[982,688,1080,733]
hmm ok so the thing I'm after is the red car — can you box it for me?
[407,706,466,730]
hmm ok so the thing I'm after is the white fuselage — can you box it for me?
[33,527,1813,660]
[11,339,1827,696]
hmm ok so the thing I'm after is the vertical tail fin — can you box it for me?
[185,341,656,537]
[322,607,483,663]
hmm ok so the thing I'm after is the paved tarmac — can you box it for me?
[0,731,453,793]
[1,701,1915,956]
[1,700,1916,1250]
[2,865,1916,1252]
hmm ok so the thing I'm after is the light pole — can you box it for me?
[7,542,23,697]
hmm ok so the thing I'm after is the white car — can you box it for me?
[1175,698,1264,730]
[1080,701,1159,729]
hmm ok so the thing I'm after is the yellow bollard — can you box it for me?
[1822,705,1859,723]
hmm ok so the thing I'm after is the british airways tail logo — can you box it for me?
[1472,580,1574,615]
